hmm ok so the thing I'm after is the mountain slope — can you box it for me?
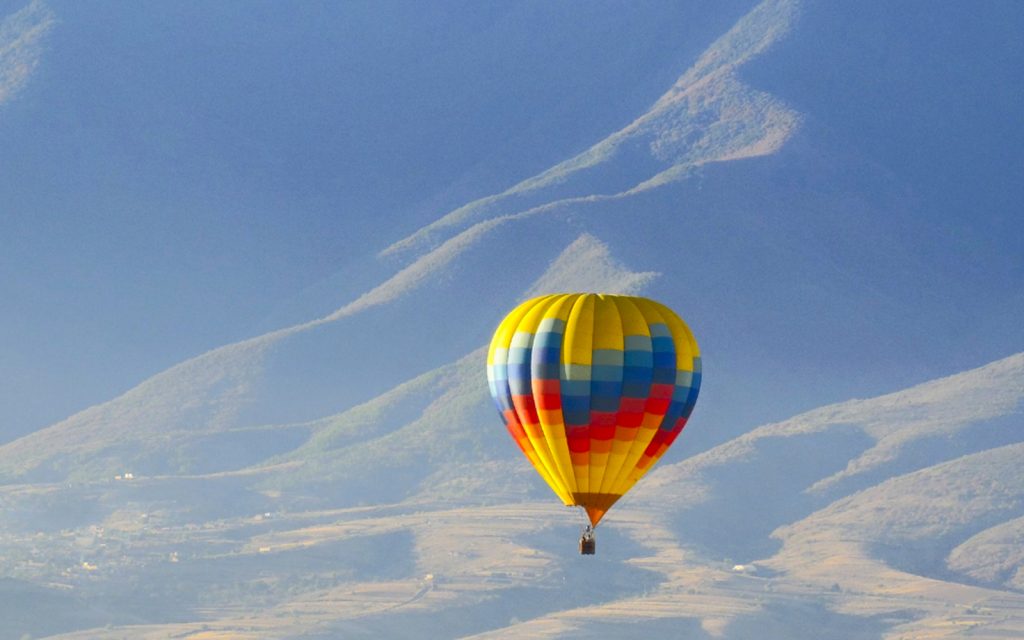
[0,0,798,479]
[948,516,1024,591]
[382,0,801,260]
[3,351,1021,639]
[6,0,1020,484]
[0,231,654,483]
[0,0,53,106]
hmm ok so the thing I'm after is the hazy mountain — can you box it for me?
[2,0,1023,638]
[0,0,758,438]
[0,344,1020,638]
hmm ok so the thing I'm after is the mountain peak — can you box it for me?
[380,0,802,260]
[0,0,54,106]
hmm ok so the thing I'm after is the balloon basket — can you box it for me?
[579,526,596,555]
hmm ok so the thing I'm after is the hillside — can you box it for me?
[1,347,1021,638]
[0,0,798,483]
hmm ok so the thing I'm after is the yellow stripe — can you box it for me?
[519,293,569,333]
[588,295,623,492]
[543,292,580,323]
[487,294,556,364]
[521,449,572,504]
[488,294,572,503]
[650,299,700,369]
[532,459,574,505]
[563,294,594,492]
[591,294,624,350]
[563,294,595,366]
[513,295,575,501]
[533,294,580,494]
[614,294,650,336]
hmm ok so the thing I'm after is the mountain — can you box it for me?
[7,0,1021,482]
[1,0,1023,637]
[0,0,805,483]
[0,0,53,104]
[0,349,1021,638]
[0,0,760,439]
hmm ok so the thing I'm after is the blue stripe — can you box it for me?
[682,371,702,417]
[652,368,675,385]
[591,364,623,382]
[494,393,513,413]
[507,347,532,365]
[591,394,620,412]
[533,331,563,349]
[508,362,532,395]
[648,323,671,338]
[592,349,624,366]
[591,380,622,398]
[532,362,560,380]
[622,380,650,398]
[622,366,650,383]
[560,379,590,396]
[653,351,675,368]
[487,365,516,415]
[657,400,685,431]
[624,335,652,351]
[537,318,566,333]
[533,346,560,365]
[562,395,590,420]
[624,350,653,367]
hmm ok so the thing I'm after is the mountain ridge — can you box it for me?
[380,0,801,260]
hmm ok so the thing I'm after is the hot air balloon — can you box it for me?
[487,293,701,554]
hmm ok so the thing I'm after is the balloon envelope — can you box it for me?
[487,293,701,526]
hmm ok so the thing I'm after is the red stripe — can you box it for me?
[649,383,675,399]
[619,397,646,413]
[535,393,562,410]
[503,410,526,441]
[511,395,539,423]
[672,416,688,434]
[617,410,644,427]
[532,379,561,394]
[645,397,670,415]
[568,436,590,453]
[566,426,588,440]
